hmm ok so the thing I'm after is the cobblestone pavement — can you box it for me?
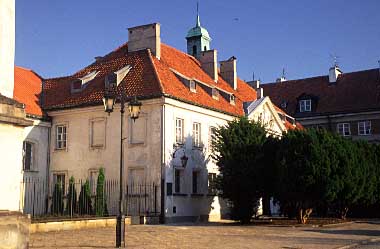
[30,221,380,249]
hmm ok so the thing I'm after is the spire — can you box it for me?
[196,1,200,27]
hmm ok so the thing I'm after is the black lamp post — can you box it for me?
[103,89,142,248]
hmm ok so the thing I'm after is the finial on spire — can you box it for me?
[196,1,201,27]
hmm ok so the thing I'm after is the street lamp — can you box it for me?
[172,146,189,168]
[103,87,142,248]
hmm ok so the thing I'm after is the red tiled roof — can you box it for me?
[262,69,380,117]
[43,42,257,116]
[273,105,303,130]
[13,66,43,116]
[43,48,162,110]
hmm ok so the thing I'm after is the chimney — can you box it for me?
[199,50,218,82]
[0,0,15,98]
[329,65,342,83]
[220,56,237,90]
[276,76,286,83]
[128,23,161,59]
[247,79,260,90]
[257,88,264,99]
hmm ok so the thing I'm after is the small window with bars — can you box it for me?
[189,80,196,93]
[22,141,33,171]
[358,121,371,135]
[175,118,184,144]
[192,122,201,147]
[337,123,351,137]
[208,173,217,195]
[299,99,311,112]
[56,125,67,149]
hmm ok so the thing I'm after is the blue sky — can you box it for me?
[16,0,380,83]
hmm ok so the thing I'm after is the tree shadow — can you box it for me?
[306,228,380,237]
[166,134,229,223]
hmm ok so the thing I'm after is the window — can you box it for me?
[130,116,147,144]
[208,126,216,152]
[22,141,33,171]
[337,123,351,136]
[358,121,371,135]
[212,88,219,100]
[174,169,181,193]
[90,119,105,148]
[192,171,198,194]
[192,45,197,56]
[192,122,201,147]
[299,99,311,112]
[230,94,235,105]
[208,173,217,195]
[53,173,66,195]
[128,168,145,185]
[175,118,184,144]
[189,80,196,93]
[56,125,67,149]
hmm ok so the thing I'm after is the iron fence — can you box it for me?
[21,177,160,220]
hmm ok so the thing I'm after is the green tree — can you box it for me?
[51,181,64,215]
[78,180,92,215]
[275,129,327,224]
[65,176,77,216]
[213,117,267,223]
[95,168,108,216]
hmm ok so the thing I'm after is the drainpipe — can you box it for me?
[45,120,51,213]
[159,101,166,224]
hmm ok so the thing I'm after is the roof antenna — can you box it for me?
[252,71,255,81]
[282,67,286,79]
[330,53,339,67]
[196,1,201,27]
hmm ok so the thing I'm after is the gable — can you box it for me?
[245,97,286,135]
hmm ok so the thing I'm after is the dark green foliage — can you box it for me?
[274,128,380,221]
[78,180,92,215]
[51,182,64,215]
[213,117,267,223]
[95,168,108,216]
[275,129,324,223]
[65,176,77,216]
[213,117,380,223]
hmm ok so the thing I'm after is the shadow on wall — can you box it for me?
[168,134,229,222]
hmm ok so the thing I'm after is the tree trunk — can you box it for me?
[297,208,313,224]
[262,195,271,216]
[340,207,349,220]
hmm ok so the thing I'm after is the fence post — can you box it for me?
[154,184,157,215]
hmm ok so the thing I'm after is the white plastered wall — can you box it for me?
[0,123,24,211]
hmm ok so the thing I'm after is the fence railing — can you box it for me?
[21,177,160,220]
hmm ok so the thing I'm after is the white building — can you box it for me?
[42,20,298,222]
[0,1,32,246]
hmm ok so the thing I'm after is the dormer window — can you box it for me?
[189,80,196,93]
[281,100,288,109]
[299,99,311,112]
[72,71,99,93]
[212,88,219,100]
[115,65,132,86]
[72,79,82,91]
[79,71,99,85]
[230,94,235,105]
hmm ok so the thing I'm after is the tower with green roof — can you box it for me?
[186,3,211,59]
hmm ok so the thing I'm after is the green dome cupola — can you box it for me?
[186,3,211,59]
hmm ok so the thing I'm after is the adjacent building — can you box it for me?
[262,65,380,143]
